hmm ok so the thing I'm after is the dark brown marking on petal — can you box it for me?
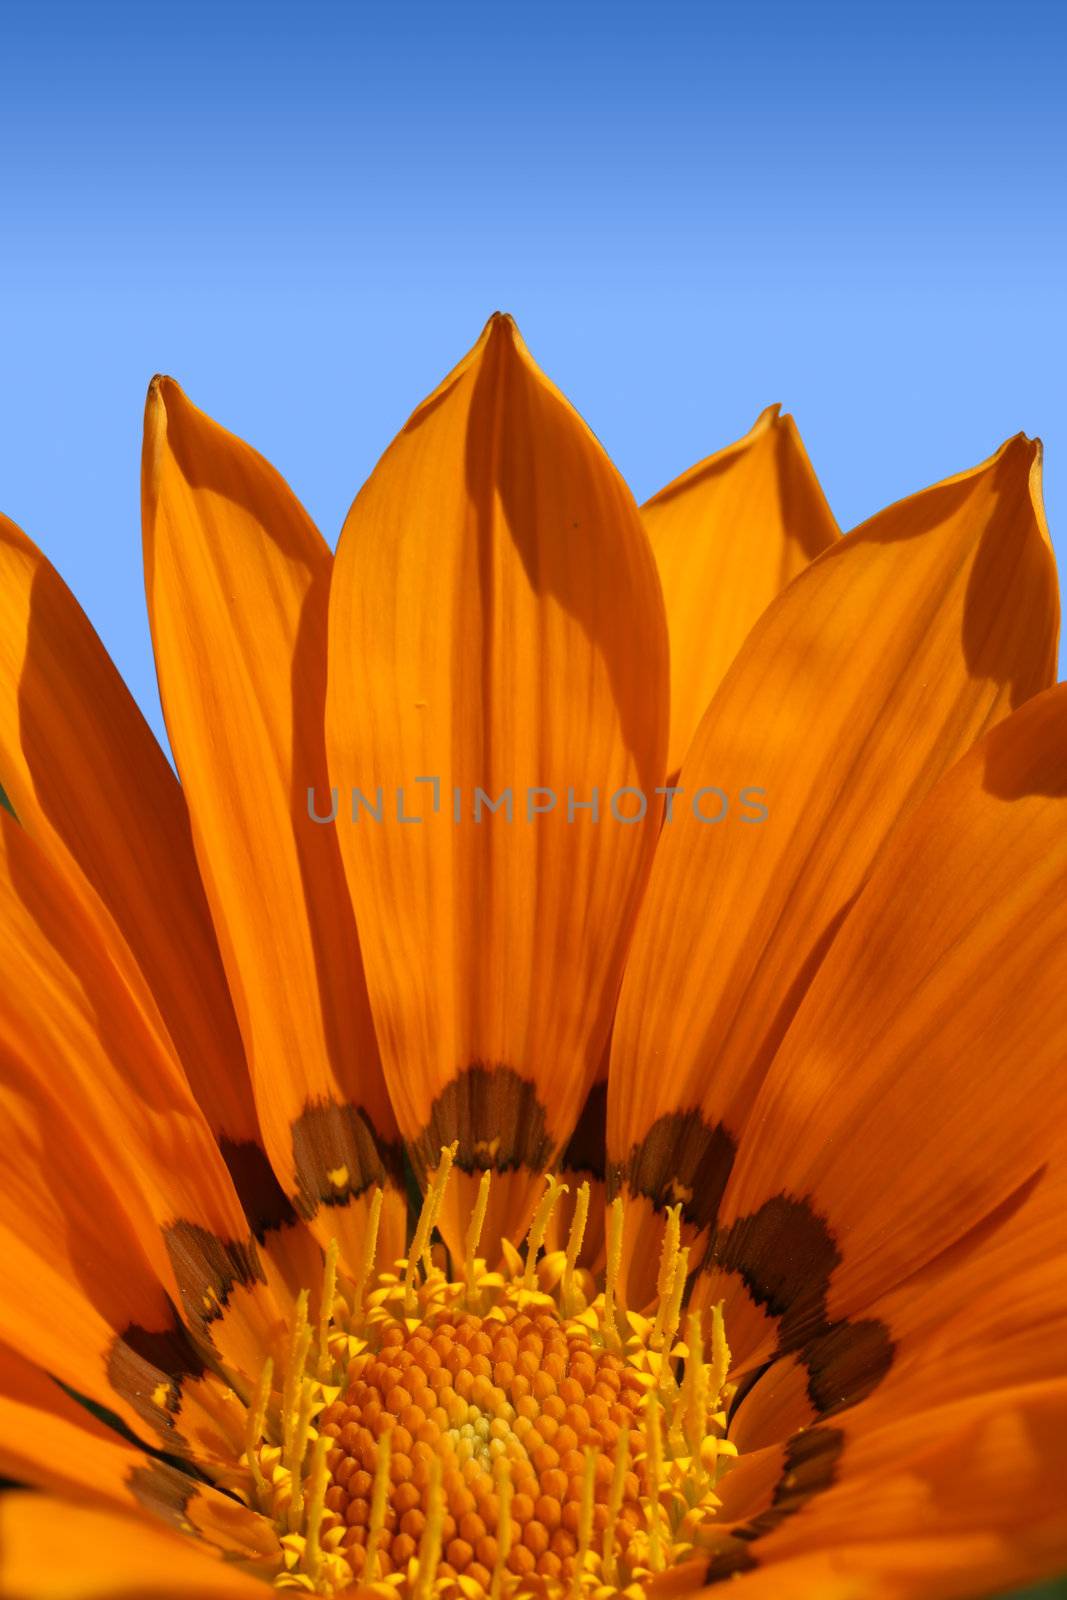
[712,1193,840,1346]
[163,1221,265,1332]
[802,1317,895,1417]
[107,1311,206,1443]
[128,1458,199,1526]
[609,1109,737,1233]
[704,1427,845,1584]
[703,1172,1041,1576]
[219,1135,298,1241]
[291,1098,403,1220]
[408,1064,554,1187]
[708,1194,894,1414]
[560,1080,607,1179]
[743,1426,844,1533]
[700,1539,757,1581]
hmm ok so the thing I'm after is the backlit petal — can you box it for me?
[609,435,1059,1301]
[644,406,837,775]
[0,1493,269,1598]
[327,315,668,1253]
[0,811,282,1432]
[697,685,1067,1387]
[0,1342,153,1508]
[696,1385,1067,1600]
[0,513,253,1149]
[142,378,404,1267]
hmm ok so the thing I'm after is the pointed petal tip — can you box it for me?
[143,376,184,452]
[145,373,179,408]
[992,429,1039,465]
[989,434,1048,541]
[484,309,518,336]
[479,311,531,367]
[754,402,784,429]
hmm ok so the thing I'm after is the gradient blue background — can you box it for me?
[1,0,1064,746]
[0,4,1065,1596]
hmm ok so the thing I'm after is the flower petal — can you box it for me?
[644,406,838,776]
[142,379,405,1267]
[0,811,282,1434]
[326,315,669,1252]
[0,1060,191,1440]
[696,684,1067,1391]
[609,435,1059,1301]
[0,514,254,1153]
[0,1342,153,1508]
[0,1493,269,1598]
[729,1145,1067,1454]
[0,1343,265,1561]
[696,1384,1067,1599]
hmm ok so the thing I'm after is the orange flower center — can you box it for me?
[243,1149,737,1597]
[318,1307,649,1588]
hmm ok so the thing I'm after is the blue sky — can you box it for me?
[0,0,1064,742]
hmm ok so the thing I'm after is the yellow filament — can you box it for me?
[490,1452,513,1600]
[464,1169,492,1300]
[572,1446,597,1593]
[363,1431,393,1582]
[281,1290,311,1455]
[412,1456,444,1600]
[285,1380,316,1532]
[601,1426,630,1581]
[406,1144,458,1307]
[682,1310,708,1463]
[316,1237,340,1380]
[659,1244,689,1363]
[645,1391,665,1572]
[303,1432,331,1586]
[602,1195,624,1342]
[711,1299,731,1400]
[244,1354,273,1497]
[522,1175,567,1289]
[422,1147,458,1275]
[351,1186,383,1324]
[650,1205,682,1349]
[561,1180,590,1315]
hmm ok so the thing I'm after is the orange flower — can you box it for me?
[0,315,1063,1600]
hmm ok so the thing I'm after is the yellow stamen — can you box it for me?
[659,1244,689,1365]
[316,1237,340,1380]
[561,1180,590,1316]
[464,1168,492,1300]
[406,1143,458,1308]
[244,1354,273,1498]
[644,1390,665,1573]
[351,1185,383,1324]
[601,1426,630,1582]
[572,1446,597,1593]
[281,1290,311,1456]
[682,1310,709,1464]
[363,1430,393,1583]
[711,1298,731,1400]
[303,1432,331,1586]
[412,1456,444,1600]
[602,1194,625,1344]
[285,1380,316,1532]
[650,1204,682,1349]
[522,1174,567,1289]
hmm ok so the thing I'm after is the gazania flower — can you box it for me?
[0,314,1063,1600]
